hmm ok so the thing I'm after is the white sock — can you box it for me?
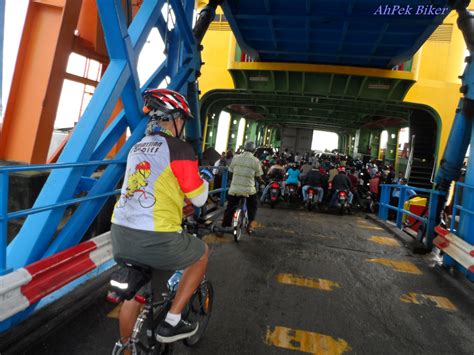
[165,312,181,326]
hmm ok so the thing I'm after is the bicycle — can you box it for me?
[232,197,249,243]
[109,222,216,354]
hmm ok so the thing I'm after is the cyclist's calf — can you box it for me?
[170,244,209,314]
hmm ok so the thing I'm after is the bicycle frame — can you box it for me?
[240,197,248,215]
[113,283,174,354]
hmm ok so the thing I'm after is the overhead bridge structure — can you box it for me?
[0,0,473,334]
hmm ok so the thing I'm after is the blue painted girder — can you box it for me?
[7,0,202,268]
[221,0,451,68]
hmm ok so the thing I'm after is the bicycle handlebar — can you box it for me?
[210,225,234,234]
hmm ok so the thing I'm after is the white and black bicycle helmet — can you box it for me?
[143,88,193,121]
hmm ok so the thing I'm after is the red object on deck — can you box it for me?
[434,225,449,237]
[406,204,426,232]
[433,236,450,250]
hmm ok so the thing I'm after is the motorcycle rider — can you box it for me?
[328,163,338,183]
[221,141,263,234]
[302,163,327,205]
[299,159,313,180]
[284,163,301,196]
[260,159,285,203]
[329,166,353,206]
[348,167,363,208]
[212,151,227,189]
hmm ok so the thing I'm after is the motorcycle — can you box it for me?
[285,183,299,204]
[306,187,317,211]
[336,190,351,215]
[269,180,282,209]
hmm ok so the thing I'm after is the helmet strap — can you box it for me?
[173,119,186,139]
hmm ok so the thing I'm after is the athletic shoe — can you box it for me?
[156,319,199,343]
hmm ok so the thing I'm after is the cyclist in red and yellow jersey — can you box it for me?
[111,89,211,346]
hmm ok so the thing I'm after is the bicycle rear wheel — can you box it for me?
[232,208,244,242]
[183,280,214,347]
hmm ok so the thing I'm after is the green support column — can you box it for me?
[241,119,247,145]
[247,121,258,143]
[203,111,219,150]
[385,128,399,165]
[227,114,240,151]
[347,134,354,156]
[357,129,371,156]
[338,133,344,153]
[272,128,281,148]
[273,128,279,147]
[370,131,381,160]
[256,124,264,146]
[264,127,272,146]
[344,134,350,155]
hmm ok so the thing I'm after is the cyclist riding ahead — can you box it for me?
[220,141,263,234]
[110,88,212,350]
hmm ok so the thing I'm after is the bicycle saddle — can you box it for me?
[116,257,153,274]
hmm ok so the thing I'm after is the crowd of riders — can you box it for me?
[238,148,411,212]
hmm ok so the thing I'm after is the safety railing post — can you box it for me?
[0,172,8,275]
[378,185,389,221]
[450,183,460,232]
[425,191,440,248]
[396,186,406,229]
[220,168,228,207]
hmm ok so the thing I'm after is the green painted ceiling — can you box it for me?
[200,70,432,133]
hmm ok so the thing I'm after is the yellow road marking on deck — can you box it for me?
[357,220,384,229]
[368,236,401,247]
[400,293,457,311]
[276,273,341,291]
[367,258,423,274]
[107,303,122,319]
[359,225,384,231]
[202,234,233,244]
[265,326,352,355]
[253,221,264,228]
[356,219,373,224]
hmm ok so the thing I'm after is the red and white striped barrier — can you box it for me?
[434,226,474,273]
[0,232,113,322]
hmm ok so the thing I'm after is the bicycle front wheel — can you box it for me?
[183,280,214,347]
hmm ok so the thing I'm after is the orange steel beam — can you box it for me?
[0,0,82,163]
[106,99,126,159]
[75,0,108,62]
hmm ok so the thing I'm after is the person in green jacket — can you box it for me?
[221,141,263,234]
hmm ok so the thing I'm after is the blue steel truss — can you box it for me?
[7,0,202,269]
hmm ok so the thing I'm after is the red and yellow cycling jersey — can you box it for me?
[112,133,205,232]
